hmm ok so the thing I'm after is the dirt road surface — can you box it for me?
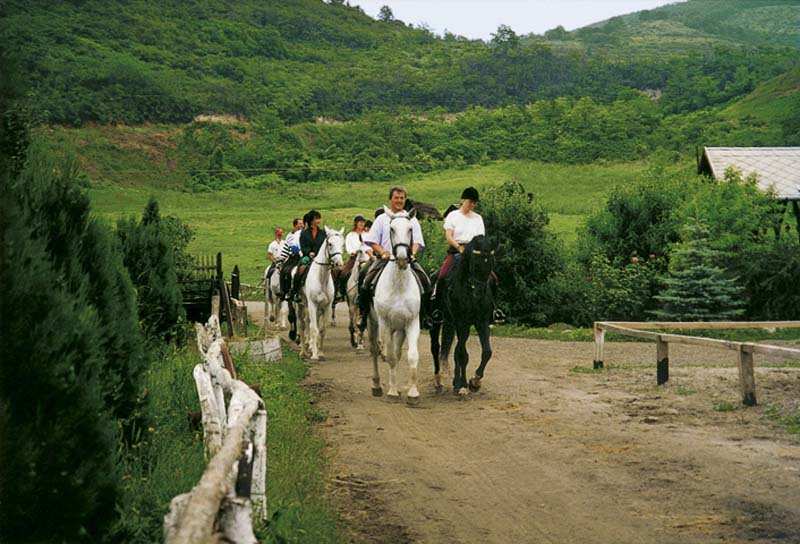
[249,302,800,544]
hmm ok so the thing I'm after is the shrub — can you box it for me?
[117,198,185,341]
[0,121,120,542]
[479,180,565,325]
[14,140,147,423]
[578,165,697,268]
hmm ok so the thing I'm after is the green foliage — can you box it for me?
[479,181,565,325]
[117,197,185,341]
[579,164,696,267]
[653,221,746,321]
[3,0,796,125]
[0,112,121,541]
[14,140,147,424]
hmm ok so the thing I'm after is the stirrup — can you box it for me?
[492,309,506,324]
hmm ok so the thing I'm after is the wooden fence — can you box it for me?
[593,321,800,406]
[163,315,267,544]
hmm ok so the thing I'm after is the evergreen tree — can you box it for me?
[653,221,745,321]
[378,5,394,22]
[117,197,185,341]
[15,142,147,423]
[0,111,120,542]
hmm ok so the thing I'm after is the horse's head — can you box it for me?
[324,226,345,269]
[463,235,495,282]
[384,205,416,270]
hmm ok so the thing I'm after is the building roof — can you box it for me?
[699,147,800,201]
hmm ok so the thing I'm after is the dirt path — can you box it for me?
[250,303,800,543]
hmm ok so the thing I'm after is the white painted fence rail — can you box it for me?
[593,320,800,406]
[164,315,268,544]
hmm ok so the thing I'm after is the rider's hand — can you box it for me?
[300,256,310,265]
[458,245,465,254]
[381,251,390,260]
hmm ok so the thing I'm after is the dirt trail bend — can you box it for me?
[249,302,800,544]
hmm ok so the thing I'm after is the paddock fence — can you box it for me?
[593,321,800,406]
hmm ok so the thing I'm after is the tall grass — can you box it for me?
[114,343,340,543]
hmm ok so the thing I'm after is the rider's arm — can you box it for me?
[369,241,389,259]
[445,228,463,253]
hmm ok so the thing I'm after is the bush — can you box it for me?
[117,198,185,341]
[479,181,565,325]
[14,140,147,423]
[0,121,120,542]
[579,165,697,268]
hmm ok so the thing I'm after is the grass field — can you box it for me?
[88,158,691,284]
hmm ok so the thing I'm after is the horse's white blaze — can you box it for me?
[300,227,345,361]
[368,209,421,402]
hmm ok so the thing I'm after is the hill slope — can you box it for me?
[559,0,800,54]
[4,0,797,125]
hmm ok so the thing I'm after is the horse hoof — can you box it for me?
[371,387,383,397]
[387,392,401,401]
[457,388,469,397]
[468,377,482,392]
[434,384,443,394]
[406,395,420,406]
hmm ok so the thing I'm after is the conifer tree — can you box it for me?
[0,125,120,544]
[117,197,184,340]
[653,221,745,321]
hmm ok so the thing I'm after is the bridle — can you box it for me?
[313,232,343,267]
[388,214,414,260]
[464,243,495,291]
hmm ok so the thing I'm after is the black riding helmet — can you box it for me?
[461,187,479,202]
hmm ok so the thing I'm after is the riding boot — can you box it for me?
[427,279,444,326]
[358,285,371,332]
[291,271,302,303]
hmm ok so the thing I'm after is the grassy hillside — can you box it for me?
[4,0,796,125]
[722,67,800,126]
[86,158,685,284]
[567,0,800,54]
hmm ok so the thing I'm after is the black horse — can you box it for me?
[430,235,496,395]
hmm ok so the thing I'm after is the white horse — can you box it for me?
[368,207,422,404]
[346,248,372,350]
[298,227,345,361]
[264,265,288,329]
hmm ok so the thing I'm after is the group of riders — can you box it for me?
[264,185,504,332]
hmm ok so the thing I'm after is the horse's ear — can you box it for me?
[338,227,344,235]
[383,205,393,219]
[408,208,417,220]
[324,225,331,234]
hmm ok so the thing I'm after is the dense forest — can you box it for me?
[3,0,798,125]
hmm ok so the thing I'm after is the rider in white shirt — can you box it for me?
[431,186,504,323]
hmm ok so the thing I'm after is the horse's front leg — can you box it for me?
[385,324,401,399]
[406,318,421,405]
[469,321,493,392]
[279,299,288,329]
[318,298,331,360]
[369,311,382,396]
[440,322,455,383]
[453,323,470,396]
[307,300,321,361]
[431,320,443,393]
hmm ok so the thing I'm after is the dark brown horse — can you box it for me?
[430,235,496,396]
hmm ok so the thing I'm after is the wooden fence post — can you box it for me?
[593,324,605,369]
[251,409,268,521]
[232,265,241,300]
[656,336,669,385]
[738,347,757,406]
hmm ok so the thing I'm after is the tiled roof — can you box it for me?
[702,147,800,201]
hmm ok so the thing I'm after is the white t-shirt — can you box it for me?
[444,209,485,244]
[345,231,363,255]
[268,239,285,260]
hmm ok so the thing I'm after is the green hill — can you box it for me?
[556,0,800,55]
[3,0,797,125]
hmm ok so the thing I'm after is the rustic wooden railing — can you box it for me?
[163,315,267,544]
[593,321,800,406]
